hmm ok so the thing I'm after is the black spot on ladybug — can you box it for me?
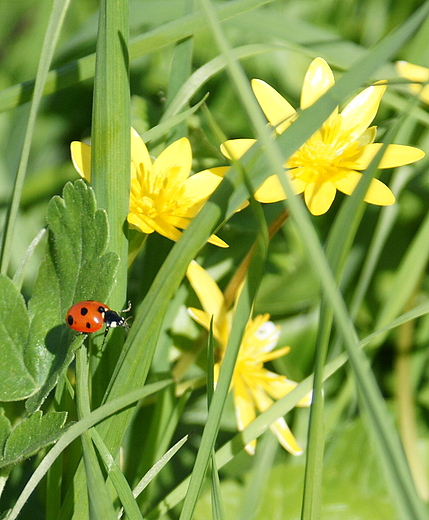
[80,307,89,316]
[67,315,74,326]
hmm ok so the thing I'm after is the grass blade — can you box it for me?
[0,0,71,274]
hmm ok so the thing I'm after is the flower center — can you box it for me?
[131,163,192,220]
[289,141,338,182]
[286,117,362,184]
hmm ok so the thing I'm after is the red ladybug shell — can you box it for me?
[66,300,109,333]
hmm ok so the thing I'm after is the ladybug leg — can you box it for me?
[100,325,111,351]
[122,301,132,313]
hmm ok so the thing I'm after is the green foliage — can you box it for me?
[0,179,118,407]
[0,275,33,401]
[194,420,398,520]
[0,411,67,469]
[26,180,119,413]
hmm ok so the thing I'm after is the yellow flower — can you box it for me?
[70,129,228,247]
[221,57,425,215]
[186,260,311,455]
[396,60,429,105]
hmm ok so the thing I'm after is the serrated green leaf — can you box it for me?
[24,180,120,412]
[0,409,12,456]
[35,179,119,310]
[0,275,35,401]
[0,411,67,469]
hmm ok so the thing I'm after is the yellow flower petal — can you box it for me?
[128,211,186,242]
[150,218,184,242]
[396,60,429,83]
[153,137,192,182]
[233,376,257,455]
[364,178,396,205]
[207,166,230,178]
[260,372,298,399]
[187,307,212,332]
[250,382,304,455]
[254,174,286,202]
[354,143,425,170]
[334,171,395,206]
[220,139,256,160]
[188,307,228,345]
[270,417,304,456]
[186,260,226,322]
[251,78,296,133]
[304,181,337,215]
[127,212,155,235]
[300,57,335,109]
[340,84,386,138]
[254,174,306,203]
[357,126,377,146]
[207,234,229,248]
[297,391,313,407]
[396,61,429,104]
[70,141,92,181]
[131,127,152,178]
[183,170,223,203]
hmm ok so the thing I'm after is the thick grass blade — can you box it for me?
[348,168,414,319]
[237,434,278,520]
[206,321,227,520]
[91,0,130,316]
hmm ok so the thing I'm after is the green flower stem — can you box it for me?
[395,294,429,500]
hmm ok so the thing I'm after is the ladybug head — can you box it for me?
[104,310,128,330]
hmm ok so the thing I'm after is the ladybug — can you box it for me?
[66,300,130,346]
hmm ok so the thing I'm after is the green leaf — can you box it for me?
[0,275,34,401]
[0,409,12,456]
[0,411,67,469]
[25,179,119,413]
